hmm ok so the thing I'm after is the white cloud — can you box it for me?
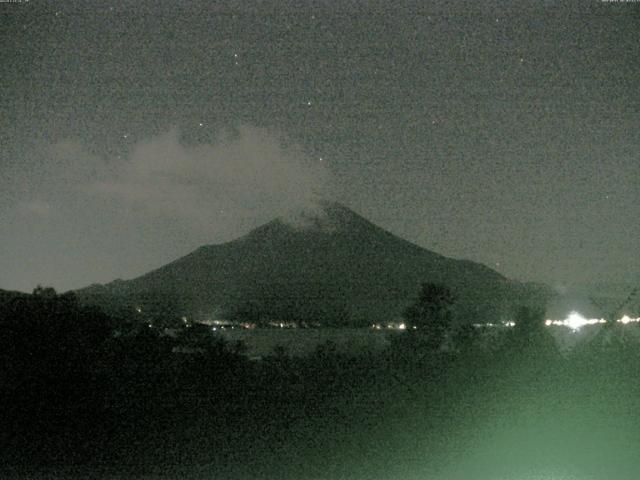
[88,125,333,232]
[1,126,335,292]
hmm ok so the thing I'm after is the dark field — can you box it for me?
[3,293,640,480]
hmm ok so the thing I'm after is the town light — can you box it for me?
[565,311,588,331]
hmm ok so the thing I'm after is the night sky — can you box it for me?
[1,0,639,292]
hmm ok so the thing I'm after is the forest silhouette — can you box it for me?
[1,285,640,479]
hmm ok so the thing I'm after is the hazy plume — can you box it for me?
[1,126,333,291]
[90,125,333,232]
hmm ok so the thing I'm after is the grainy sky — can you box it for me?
[1,0,639,292]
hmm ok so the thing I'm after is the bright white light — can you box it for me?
[398,323,406,330]
[565,311,588,331]
[473,312,639,331]
[545,312,607,331]
[618,315,640,325]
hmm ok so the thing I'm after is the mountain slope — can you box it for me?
[78,201,552,325]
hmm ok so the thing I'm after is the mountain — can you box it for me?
[77,201,552,326]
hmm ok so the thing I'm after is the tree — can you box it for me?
[451,323,480,353]
[505,305,558,361]
[404,282,454,350]
[590,286,639,327]
[512,305,546,337]
[586,287,640,355]
[32,284,57,299]
[0,287,113,463]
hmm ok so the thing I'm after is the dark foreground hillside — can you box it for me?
[2,290,640,479]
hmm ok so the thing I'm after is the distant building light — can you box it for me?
[565,311,589,331]
[472,313,640,331]
[618,315,640,325]
[544,312,608,331]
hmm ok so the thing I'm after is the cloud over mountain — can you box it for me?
[89,125,332,231]
[1,126,334,292]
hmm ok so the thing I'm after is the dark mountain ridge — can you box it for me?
[78,201,552,326]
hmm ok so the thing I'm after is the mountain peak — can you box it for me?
[232,200,365,245]
[276,199,373,233]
